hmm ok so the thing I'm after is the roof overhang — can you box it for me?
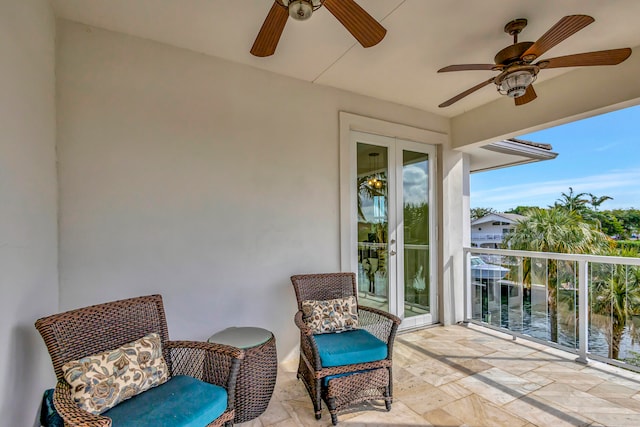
[466,138,558,173]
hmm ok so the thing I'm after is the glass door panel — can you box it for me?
[356,143,389,313]
[402,150,430,318]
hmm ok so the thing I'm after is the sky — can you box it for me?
[471,104,640,212]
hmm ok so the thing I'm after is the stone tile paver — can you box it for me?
[238,324,640,427]
[441,394,528,427]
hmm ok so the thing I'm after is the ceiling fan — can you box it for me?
[437,15,632,108]
[250,0,386,57]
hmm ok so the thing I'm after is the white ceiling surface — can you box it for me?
[51,0,640,118]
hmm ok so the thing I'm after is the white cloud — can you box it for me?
[593,141,622,152]
[403,165,428,205]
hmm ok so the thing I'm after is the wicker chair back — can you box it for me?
[35,294,169,381]
[290,272,358,310]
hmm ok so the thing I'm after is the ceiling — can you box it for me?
[50,0,640,118]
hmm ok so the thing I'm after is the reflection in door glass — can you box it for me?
[403,151,430,318]
[356,143,389,312]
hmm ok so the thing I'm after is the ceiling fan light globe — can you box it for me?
[506,85,527,98]
[288,0,313,21]
[498,70,535,98]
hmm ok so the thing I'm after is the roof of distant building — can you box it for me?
[471,212,525,226]
[498,213,526,221]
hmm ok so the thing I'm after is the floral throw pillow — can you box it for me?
[62,332,169,415]
[301,296,359,334]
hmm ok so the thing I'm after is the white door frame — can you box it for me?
[339,113,446,329]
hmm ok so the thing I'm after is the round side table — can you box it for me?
[208,327,277,423]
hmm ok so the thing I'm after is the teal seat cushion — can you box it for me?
[104,375,227,427]
[314,329,387,368]
[40,389,64,427]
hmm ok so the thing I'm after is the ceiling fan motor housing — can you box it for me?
[494,42,534,66]
[277,0,323,21]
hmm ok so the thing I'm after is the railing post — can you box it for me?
[463,250,470,324]
[576,259,589,364]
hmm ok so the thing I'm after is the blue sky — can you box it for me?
[471,105,640,212]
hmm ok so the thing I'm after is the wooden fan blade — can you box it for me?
[250,2,289,57]
[541,48,632,69]
[439,78,495,108]
[324,0,386,48]
[515,85,537,106]
[438,64,497,72]
[521,15,594,61]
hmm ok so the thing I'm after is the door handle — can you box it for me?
[390,250,397,256]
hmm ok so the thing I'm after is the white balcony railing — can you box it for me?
[471,233,504,241]
[464,247,640,372]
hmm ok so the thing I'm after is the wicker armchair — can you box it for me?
[35,294,244,427]
[291,273,401,425]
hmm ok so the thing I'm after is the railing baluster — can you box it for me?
[576,259,589,364]
[464,251,471,323]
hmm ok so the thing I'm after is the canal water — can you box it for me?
[473,282,640,365]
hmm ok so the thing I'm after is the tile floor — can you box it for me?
[238,323,640,427]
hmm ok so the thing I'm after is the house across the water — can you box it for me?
[471,212,525,248]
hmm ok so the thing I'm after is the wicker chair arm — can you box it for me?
[358,305,401,325]
[53,381,111,427]
[357,305,401,353]
[165,340,244,360]
[293,310,313,336]
[293,311,324,370]
[164,340,244,403]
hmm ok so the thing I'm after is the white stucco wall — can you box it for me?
[56,20,450,363]
[0,1,58,425]
[441,152,470,325]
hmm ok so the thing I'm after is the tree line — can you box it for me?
[472,187,640,240]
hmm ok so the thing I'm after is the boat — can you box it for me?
[471,256,509,281]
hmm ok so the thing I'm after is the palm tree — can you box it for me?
[589,194,613,212]
[505,207,610,254]
[470,207,495,221]
[357,174,386,221]
[504,207,611,342]
[554,187,590,215]
[590,248,640,360]
[357,174,388,287]
[404,203,429,244]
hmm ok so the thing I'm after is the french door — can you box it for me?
[346,131,437,329]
